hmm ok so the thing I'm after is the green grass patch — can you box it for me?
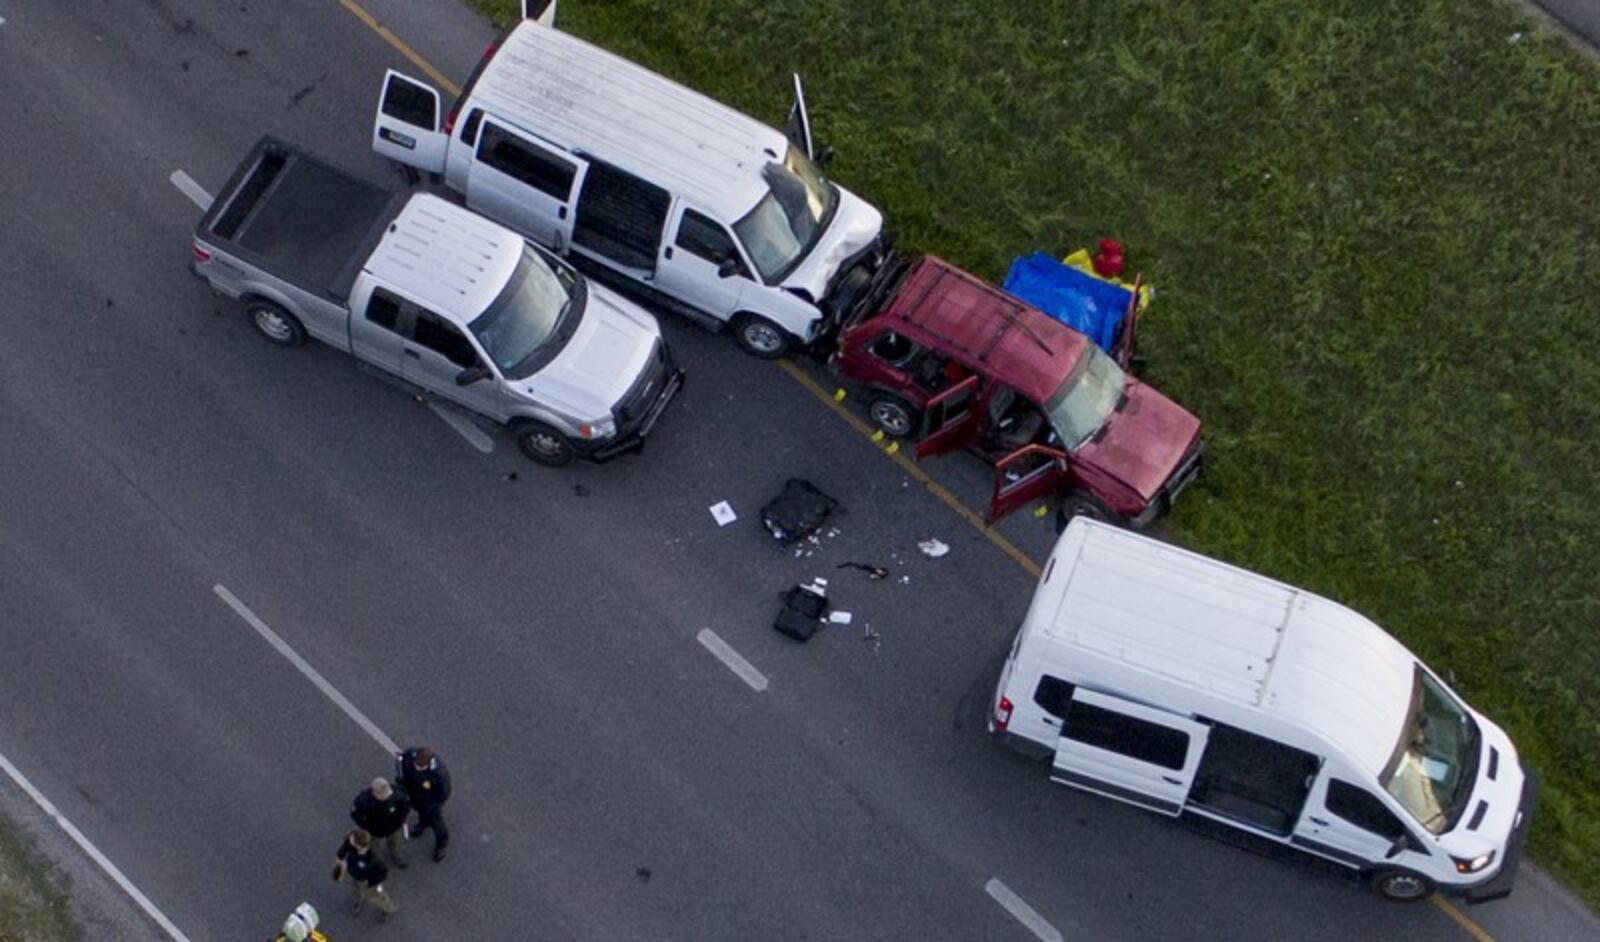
[0,810,83,942]
[475,0,1600,905]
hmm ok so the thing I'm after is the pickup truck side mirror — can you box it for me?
[455,364,489,387]
[717,257,742,279]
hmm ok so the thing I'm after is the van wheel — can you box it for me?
[1055,492,1119,532]
[247,300,305,347]
[515,422,575,467]
[867,394,920,438]
[1367,868,1435,902]
[731,314,791,359]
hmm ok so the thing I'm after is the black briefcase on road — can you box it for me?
[773,584,827,642]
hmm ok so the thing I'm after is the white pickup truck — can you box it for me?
[191,136,682,465]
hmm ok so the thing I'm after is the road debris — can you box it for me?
[760,478,839,543]
[708,500,737,527]
[837,562,890,579]
[917,538,950,558]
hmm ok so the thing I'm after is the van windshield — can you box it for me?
[1043,345,1127,450]
[732,146,838,284]
[1381,667,1481,835]
[468,246,584,380]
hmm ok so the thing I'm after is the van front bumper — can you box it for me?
[1458,768,1539,904]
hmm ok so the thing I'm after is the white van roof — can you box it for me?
[1032,520,1417,775]
[365,194,522,324]
[471,23,788,222]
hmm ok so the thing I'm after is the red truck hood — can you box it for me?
[1075,381,1201,500]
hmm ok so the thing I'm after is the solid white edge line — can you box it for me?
[696,629,769,692]
[986,877,1063,942]
[213,584,400,755]
[426,401,495,454]
[0,751,193,942]
[167,170,212,212]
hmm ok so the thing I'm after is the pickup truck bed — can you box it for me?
[200,137,402,302]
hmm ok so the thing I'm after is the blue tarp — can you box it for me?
[1001,252,1132,355]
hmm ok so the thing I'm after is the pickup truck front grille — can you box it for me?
[614,340,669,431]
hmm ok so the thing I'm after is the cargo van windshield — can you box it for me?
[469,247,584,380]
[1382,667,1481,835]
[1044,345,1127,450]
[733,147,839,284]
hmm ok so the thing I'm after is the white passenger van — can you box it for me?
[371,1,887,359]
[991,518,1536,903]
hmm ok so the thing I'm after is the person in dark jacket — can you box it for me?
[395,746,452,862]
[350,777,411,868]
[332,829,396,922]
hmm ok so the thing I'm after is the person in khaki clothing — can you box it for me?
[332,828,397,923]
[350,777,411,868]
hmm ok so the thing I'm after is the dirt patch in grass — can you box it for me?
[474,0,1600,906]
[0,811,83,942]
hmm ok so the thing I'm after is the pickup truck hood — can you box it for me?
[519,286,661,421]
[780,186,884,302]
[1075,381,1201,500]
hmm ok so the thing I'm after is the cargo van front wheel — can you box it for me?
[247,300,305,347]
[515,421,575,467]
[731,314,790,359]
[1367,868,1435,902]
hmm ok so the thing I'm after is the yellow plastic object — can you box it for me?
[1063,249,1152,312]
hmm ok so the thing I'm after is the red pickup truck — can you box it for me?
[831,255,1203,526]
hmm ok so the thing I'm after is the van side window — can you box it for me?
[677,210,743,271]
[477,124,576,200]
[459,108,485,146]
[410,310,478,369]
[1327,780,1407,840]
[1062,699,1189,770]
[1032,676,1075,720]
[366,290,402,331]
[572,161,671,271]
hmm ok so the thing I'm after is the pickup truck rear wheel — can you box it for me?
[731,313,791,359]
[247,300,305,347]
[515,421,575,467]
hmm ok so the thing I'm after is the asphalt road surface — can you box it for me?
[0,1,1596,940]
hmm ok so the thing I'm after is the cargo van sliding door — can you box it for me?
[1051,689,1210,816]
[468,118,586,252]
[571,162,671,280]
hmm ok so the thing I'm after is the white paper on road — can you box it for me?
[709,500,737,526]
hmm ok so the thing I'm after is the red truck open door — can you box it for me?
[986,444,1070,524]
[913,375,981,459]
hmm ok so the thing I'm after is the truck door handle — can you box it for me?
[1040,717,1060,727]
[1308,817,1330,827]
[404,348,421,359]
[1162,776,1183,786]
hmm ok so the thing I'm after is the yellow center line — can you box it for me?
[337,5,1502,938]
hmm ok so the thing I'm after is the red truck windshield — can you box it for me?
[1044,344,1127,449]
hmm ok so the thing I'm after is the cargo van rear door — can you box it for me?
[373,70,449,175]
[784,74,814,159]
[521,0,557,24]
[1051,688,1210,816]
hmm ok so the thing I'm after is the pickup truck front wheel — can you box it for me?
[247,300,305,347]
[515,421,575,467]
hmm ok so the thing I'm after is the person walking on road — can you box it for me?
[396,745,452,862]
[332,828,397,923]
[350,777,411,868]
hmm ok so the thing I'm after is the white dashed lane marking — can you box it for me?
[426,401,495,453]
[168,169,213,212]
[696,629,769,692]
[986,878,1063,942]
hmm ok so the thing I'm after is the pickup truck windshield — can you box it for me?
[1382,667,1481,835]
[468,247,584,380]
[1044,345,1127,450]
[732,147,838,284]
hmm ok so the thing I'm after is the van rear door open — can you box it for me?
[374,70,449,175]
[1051,688,1211,816]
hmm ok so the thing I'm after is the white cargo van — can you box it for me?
[371,2,887,359]
[990,518,1535,903]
